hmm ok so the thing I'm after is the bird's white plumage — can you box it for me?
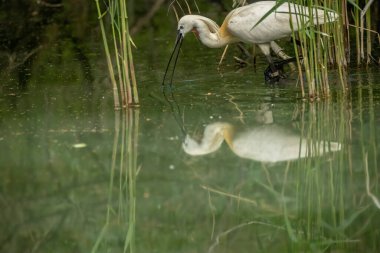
[227,1,338,44]
[173,1,338,79]
[177,1,338,51]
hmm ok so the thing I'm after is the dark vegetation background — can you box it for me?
[0,0,379,89]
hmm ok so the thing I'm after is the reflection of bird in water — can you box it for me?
[163,1,338,83]
[182,122,341,163]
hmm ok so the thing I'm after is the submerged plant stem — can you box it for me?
[95,0,120,109]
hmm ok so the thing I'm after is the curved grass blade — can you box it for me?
[250,0,287,31]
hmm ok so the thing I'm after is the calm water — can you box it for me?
[1,29,380,253]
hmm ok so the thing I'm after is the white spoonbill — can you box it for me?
[182,122,341,163]
[163,1,338,83]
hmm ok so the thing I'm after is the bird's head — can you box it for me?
[177,15,198,37]
[162,15,199,86]
[162,15,219,85]
[182,122,232,156]
[177,15,219,38]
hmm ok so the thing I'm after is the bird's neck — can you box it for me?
[194,19,237,48]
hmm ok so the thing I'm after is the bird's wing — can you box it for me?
[227,2,295,44]
[227,2,335,44]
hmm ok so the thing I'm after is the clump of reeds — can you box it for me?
[350,0,379,65]
[95,0,139,109]
[232,1,378,99]
[286,0,346,99]
[288,0,379,99]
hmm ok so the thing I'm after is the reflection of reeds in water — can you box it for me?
[92,109,139,253]
[203,92,380,251]
[275,96,378,249]
[357,72,379,211]
[95,0,139,109]
[291,99,351,247]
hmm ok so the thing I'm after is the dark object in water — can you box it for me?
[264,57,301,82]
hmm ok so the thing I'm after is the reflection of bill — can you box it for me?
[182,122,341,163]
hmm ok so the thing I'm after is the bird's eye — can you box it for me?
[179,25,184,29]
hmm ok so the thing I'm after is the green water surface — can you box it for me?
[1,15,380,253]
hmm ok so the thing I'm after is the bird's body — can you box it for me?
[163,1,338,83]
[179,1,337,50]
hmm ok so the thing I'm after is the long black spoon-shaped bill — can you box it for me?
[162,31,183,86]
